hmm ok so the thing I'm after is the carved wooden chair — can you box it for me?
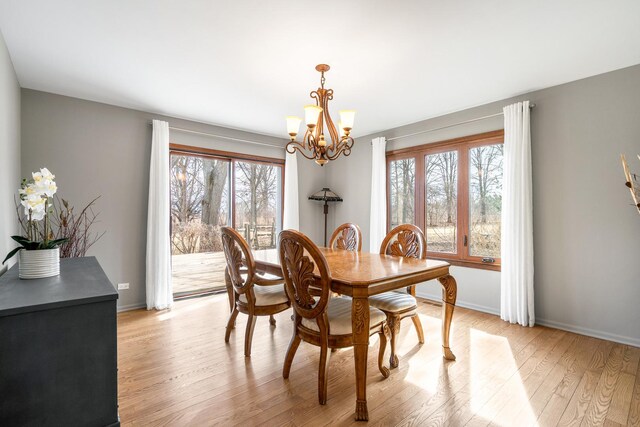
[328,223,362,251]
[222,227,290,357]
[278,230,390,405]
[368,224,426,368]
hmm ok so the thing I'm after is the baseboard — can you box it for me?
[535,318,640,348]
[415,290,639,348]
[415,290,500,316]
[117,303,146,312]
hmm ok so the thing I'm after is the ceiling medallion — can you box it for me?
[285,64,356,166]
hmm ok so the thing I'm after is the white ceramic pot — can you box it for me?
[18,248,60,279]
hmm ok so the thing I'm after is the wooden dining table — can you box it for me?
[225,247,458,422]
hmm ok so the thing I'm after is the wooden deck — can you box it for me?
[171,252,227,296]
[117,295,640,426]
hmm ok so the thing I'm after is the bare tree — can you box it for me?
[201,159,229,226]
[470,145,503,223]
[170,155,203,223]
[390,159,415,225]
[235,162,278,246]
[426,152,457,224]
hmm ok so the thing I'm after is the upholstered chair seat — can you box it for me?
[238,283,289,306]
[301,297,386,336]
[368,292,418,314]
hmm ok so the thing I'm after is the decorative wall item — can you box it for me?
[621,154,640,215]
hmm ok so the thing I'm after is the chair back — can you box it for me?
[278,230,332,321]
[380,224,427,260]
[328,223,362,251]
[221,227,256,295]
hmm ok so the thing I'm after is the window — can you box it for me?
[233,160,283,249]
[169,144,284,297]
[388,158,415,228]
[386,130,503,270]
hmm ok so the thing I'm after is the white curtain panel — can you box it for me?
[146,120,173,310]
[370,137,387,252]
[283,151,300,230]
[501,101,534,327]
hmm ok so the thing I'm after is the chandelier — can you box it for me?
[285,64,356,166]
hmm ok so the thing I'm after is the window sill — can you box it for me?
[427,257,501,272]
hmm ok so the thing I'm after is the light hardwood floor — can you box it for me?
[117,295,640,426]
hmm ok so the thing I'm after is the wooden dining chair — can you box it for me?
[222,227,290,357]
[278,230,390,405]
[328,223,362,251]
[368,224,426,368]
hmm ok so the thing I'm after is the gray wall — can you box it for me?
[0,30,20,276]
[18,64,640,344]
[21,90,325,309]
[326,64,640,346]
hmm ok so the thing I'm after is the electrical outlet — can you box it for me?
[118,283,130,290]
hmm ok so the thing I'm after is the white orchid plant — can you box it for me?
[3,168,68,264]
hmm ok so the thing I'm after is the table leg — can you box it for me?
[352,296,370,421]
[438,274,457,361]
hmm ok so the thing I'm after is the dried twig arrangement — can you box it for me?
[621,154,640,215]
[16,195,105,258]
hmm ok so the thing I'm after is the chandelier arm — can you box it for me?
[325,146,346,160]
[310,91,323,141]
[325,137,354,160]
[303,127,311,150]
[305,131,317,152]
[306,132,324,161]
[321,89,339,151]
[287,141,319,161]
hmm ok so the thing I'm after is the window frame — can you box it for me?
[386,130,504,271]
[169,143,285,231]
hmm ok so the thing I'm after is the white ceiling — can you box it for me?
[1,1,640,138]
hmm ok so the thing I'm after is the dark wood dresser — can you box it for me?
[0,257,119,426]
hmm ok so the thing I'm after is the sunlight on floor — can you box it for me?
[470,328,538,426]
[157,295,224,321]
[402,313,439,393]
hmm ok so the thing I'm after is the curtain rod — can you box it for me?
[386,103,536,142]
[151,122,286,149]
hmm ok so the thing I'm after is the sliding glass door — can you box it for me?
[233,161,282,250]
[169,148,283,298]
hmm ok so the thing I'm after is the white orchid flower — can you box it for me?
[22,195,46,220]
[19,184,38,199]
[32,168,54,183]
[40,168,55,181]
[36,179,57,197]
[22,195,45,209]
[30,208,46,221]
